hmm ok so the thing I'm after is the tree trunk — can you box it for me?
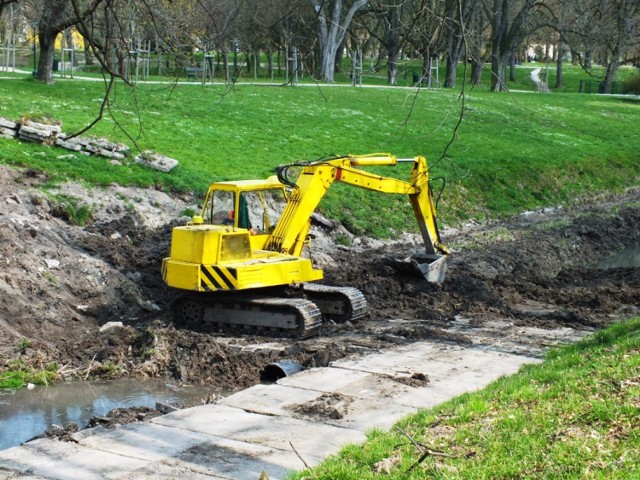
[267,49,274,80]
[471,59,483,85]
[83,37,94,67]
[36,0,105,84]
[254,50,258,79]
[37,29,57,84]
[570,49,579,65]
[310,0,368,82]
[509,50,516,82]
[223,52,229,82]
[491,54,509,91]
[602,0,637,94]
[584,49,592,69]
[490,0,535,92]
[420,50,431,86]
[444,53,457,88]
[387,39,399,85]
[470,15,484,86]
[373,47,384,72]
[335,40,344,73]
[555,42,564,90]
[602,52,620,94]
[444,6,461,89]
[277,46,281,76]
[490,0,509,91]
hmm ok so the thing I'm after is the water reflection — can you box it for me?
[597,246,640,269]
[0,379,214,450]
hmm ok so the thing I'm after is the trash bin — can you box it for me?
[53,60,59,72]
[412,72,419,84]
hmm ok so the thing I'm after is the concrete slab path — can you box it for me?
[0,341,538,480]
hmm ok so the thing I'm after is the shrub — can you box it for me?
[622,72,640,94]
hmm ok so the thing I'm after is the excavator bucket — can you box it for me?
[409,253,448,285]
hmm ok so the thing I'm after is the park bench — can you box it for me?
[185,66,205,81]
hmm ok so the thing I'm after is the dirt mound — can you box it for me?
[1,163,639,395]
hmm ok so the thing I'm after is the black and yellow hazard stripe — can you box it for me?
[200,265,238,291]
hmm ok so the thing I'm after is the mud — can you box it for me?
[1,164,639,401]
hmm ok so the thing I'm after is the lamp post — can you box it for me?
[232,37,239,84]
[31,21,38,77]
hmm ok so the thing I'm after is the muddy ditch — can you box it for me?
[1,164,639,405]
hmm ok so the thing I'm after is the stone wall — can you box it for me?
[0,117,179,172]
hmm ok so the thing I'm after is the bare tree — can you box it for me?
[28,0,105,84]
[0,0,19,18]
[540,0,639,93]
[468,4,490,85]
[308,0,368,82]
[488,0,536,91]
[443,0,481,88]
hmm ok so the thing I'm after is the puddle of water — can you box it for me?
[597,246,640,269]
[0,378,215,451]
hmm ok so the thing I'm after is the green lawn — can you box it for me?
[0,69,638,237]
[290,317,640,479]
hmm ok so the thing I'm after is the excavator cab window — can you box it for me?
[242,189,287,233]
[201,185,288,232]
[202,190,235,225]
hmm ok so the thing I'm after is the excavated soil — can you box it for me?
[1,164,639,400]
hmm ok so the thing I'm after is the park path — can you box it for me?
[530,67,551,93]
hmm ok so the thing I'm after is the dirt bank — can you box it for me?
[1,164,638,396]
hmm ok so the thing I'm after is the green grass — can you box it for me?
[0,68,638,237]
[47,193,94,226]
[290,317,640,479]
[0,359,59,389]
[546,64,638,93]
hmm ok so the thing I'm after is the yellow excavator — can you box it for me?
[162,153,449,338]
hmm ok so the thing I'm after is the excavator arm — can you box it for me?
[265,154,449,262]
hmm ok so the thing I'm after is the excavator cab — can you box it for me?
[200,176,287,231]
[195,175,289,251]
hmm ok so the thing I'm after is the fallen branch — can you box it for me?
[395,425,458,472]
[84,354,97,380]
[289,440,311,470]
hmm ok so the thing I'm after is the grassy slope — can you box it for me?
[0,66,638,237]
[290,317,640,479]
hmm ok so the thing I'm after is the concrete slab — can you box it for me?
[153,404,366,460]
[218,383,323,417]
[393,351,539,409]
[278,366,413,399]
[111,463,226,480]
[331,343,475,379]
[0,439,149,480]
[77,422,213,462]
[0,471,48,480]
[78,422,311,480]
[318,395,416,431]
[219,382,416,432]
